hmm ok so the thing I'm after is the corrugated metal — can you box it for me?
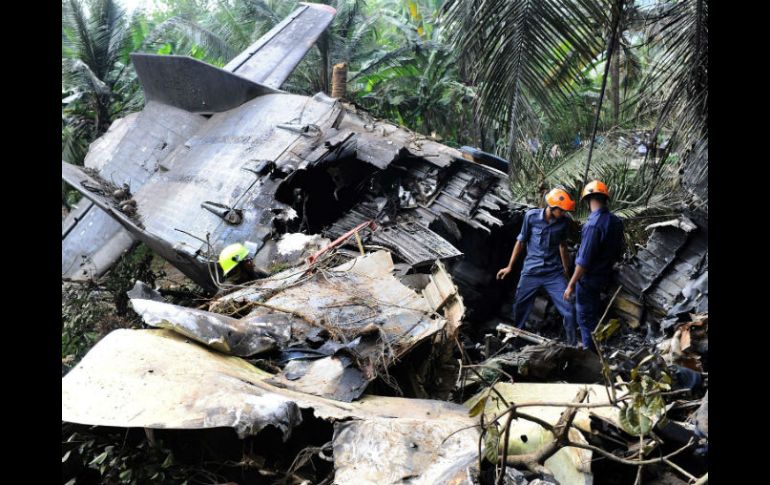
[615,223,708,324]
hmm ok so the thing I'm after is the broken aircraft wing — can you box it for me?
[61,328,480,483]
[61,3,336,282]
[62,103,207,281]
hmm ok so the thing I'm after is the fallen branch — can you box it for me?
[592,285,623,405]
[564,438,695,466]
[498,388,588,477]
[664,458,697,482]
[692,473,708,485]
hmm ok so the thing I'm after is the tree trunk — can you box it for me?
[318,31,330,94]
[610,38,620,127]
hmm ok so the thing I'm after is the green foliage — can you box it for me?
[509,141,680,222]
[467,394,488,418]
[483,423,500,464]
[618,356,671,436]
[62,244,165,367]
[105,244,164,315]
[61,283,108,364]
[62,425,221,484]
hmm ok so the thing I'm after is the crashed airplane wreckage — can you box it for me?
[63,252,484,484]
[61,4,526,324]
[60,5,527,481]
[62,4,708,484]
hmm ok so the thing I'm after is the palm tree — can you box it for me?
[445,0,708,218]
[443,0,610,167]
[62,0,139,140]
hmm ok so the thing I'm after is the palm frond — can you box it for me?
[140,16,235,62]
[442,0,611,166]
[636,0,708,152]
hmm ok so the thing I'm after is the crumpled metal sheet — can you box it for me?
[246,251,445,401]
[61,329,301,439]
[616,223,708,324]
[129,251,453,401]
[130,298,293,356]
[61,328,481,476]
[332,418,479,485]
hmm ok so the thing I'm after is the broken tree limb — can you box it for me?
[693,473,708,485]
[498,388,588,477]
[497,405,517,485]
[634,434,644,485]
[663,458,697,482]
[564,438,695,466]
[592,285,623,404]
[497,323,552,345]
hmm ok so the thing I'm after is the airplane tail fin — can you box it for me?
[224,3,336,88]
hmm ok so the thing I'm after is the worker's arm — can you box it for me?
[498,212,530,280]
[497,240,524,280]
[559,243,570,279]
[564,225,599,299]
[564,264,585,300]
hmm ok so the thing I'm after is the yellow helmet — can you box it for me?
[218,243,250,276]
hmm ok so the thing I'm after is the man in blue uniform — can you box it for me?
[497,188,578,346]
[564,180,625,350]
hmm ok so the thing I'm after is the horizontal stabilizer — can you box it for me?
[132,54,278,114]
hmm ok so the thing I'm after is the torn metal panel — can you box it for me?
[134,251,451,401]
[615,224,708,324]
[224,3,337,89]
[257,251,445,400]
[326,208,463,266]
[61,201,136,280]
[422,260,460,313]
[332,418,479,485]
[61,329,301,439]
[62,328,478,447]
[130,298,293,356]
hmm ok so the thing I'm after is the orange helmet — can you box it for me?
[545,188,575,211]
[581,180,610,200]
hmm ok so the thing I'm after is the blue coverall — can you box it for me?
[574,207,624,349]
[513,208,577,346]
